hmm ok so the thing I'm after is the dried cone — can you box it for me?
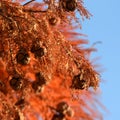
[52,113,65,120]
[0,0,102,120]
[16,48,30,65]
[56,102,69,114]
[60,0,77,12]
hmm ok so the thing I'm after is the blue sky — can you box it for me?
[81,0,120,120]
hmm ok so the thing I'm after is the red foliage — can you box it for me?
[0,0,102,120]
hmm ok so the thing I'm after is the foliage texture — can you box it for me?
[0,0,102,120]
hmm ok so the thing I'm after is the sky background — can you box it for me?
[80,0,120,120]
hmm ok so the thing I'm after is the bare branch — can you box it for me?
[23,0,35,6]
[23,9,47,13]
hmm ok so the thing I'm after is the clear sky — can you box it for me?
[81,0,120,120]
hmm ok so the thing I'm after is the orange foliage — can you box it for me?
[0,0,102,120]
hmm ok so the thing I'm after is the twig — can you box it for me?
[91,41,102,47]
[23,0,35,6]
[0,13,11,21]
[23,9,47,13]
